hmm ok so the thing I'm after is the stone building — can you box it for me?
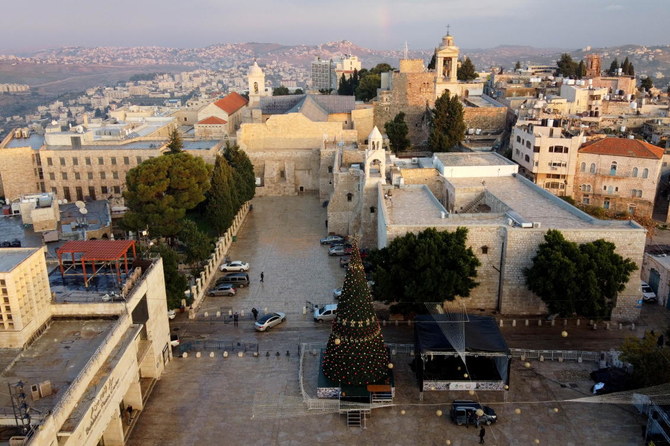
[195,92,248,138]
[374,152,646,321]
[573,137,669,218]
[510,120,584,197]
[641,249,670,309]
[0,241,171,444]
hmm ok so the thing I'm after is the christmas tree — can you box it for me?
[322,239,390,385]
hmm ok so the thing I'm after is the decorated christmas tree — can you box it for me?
[322,239,390,385]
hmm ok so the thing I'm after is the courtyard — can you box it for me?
[128,195,651,445]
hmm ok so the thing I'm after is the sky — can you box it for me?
[1,0,668,53]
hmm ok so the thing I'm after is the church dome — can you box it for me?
[248,62,263,76]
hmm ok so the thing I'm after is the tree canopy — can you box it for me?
[369,227,480,314]
[224,141,256,204]
[122,152,212,238]
[457,57,478,81]
[166,127,183,154]
[620,331,670,388]
[428,90,466,152]
[608,58,620,76]
[555,53,584,78]
[154,243,189,310]
[514,61,521,71]
[273,85,290,96]
[178,219,213,270]
[205,154,238,235]
[384,112,410,153]
[427,54,436,70]
[640,77,653,93]
[355,73,381,102]
[524,230,637,319]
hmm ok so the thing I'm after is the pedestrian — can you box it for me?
[658,334,665,348]
[233,312,239,327]
[260,272,264,283]
[479,426,486,444]
[251,307,258,321]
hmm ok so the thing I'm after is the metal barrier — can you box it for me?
[178,340,259,355]
[510,348,602,363]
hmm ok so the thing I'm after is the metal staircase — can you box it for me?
[345,409,369,428]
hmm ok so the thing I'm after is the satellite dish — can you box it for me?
[79,208,88,215]
[75,201,85,209]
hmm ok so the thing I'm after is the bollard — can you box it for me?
[383,320,387,326]
[593,323,597,330]
[209,352,215,358]
[578,357,582,363]
[395,320,399,326]
[204,312,209,318]
[241,310,245,317]
[223,351,228,358]
[551,319,555,327]
[539,355,544,362]
[605,322,610,330]
[589,320,594,326]
[618,323,622,330]
[538,320,542,327]
[303,306,306,315]
[499,319,504,328]
[408,319,412,326]
[216,311,221,318]
[563,319,567,327]
[238,351,244,358]
[182,352,188,358]
[576,319,580,326]
[525,319,529,327]
[631,323,636,331]
[558,357,564,363]
[264,307,268,313]
[229,310,232,316]
[512,320,516,327]
[196,352,201,358]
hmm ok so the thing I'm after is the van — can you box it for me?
[450,400,497,426]
[314,304,337,322]
[217,272,250,288]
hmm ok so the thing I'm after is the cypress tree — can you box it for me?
[429,91,466,152]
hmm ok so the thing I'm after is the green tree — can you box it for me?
[338,74,353,95]
[457,57,478,81]
[166,127,183,154]
[608,58,620,75]
[178,219,213,270]
[640,77,653,93]
[154,243,188,309]
[294,88,304,95]
[205,154,237,235]
[355,73,381,102]
[577,60,586,79]
[428,90,466,152]
[384,112,410,153]
[273,85,290,96]
[224,141,256,205]
[122,153,212,238]
[556,53,578,78]
[626,63,635,76]
[621,57,630,76]
[369,227,480,314]
[524,230,637,318]
[427,54,436,70]
[620,332,670,388]
[370,63,394,75]
[515,61,521,71]
[322,240,390,385]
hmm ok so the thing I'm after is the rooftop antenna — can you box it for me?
[404,41,408,60]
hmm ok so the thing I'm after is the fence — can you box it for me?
[177,340,259,356]
[510,348,603,363]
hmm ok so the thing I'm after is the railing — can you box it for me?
[510,348,602,363]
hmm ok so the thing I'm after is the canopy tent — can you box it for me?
[413,314,510,391]
[56,240,137,288]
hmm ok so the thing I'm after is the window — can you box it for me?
[110,157,117,165]
[113,186,121,194]
[642,168,649,179]
[582,197,590,205]
[524,155,530,162]
[136,156,142,164]
[98,157,104,165]
[46,157,53,166]
[75,186,83,201]
[85,157,91,165]
[581,184,592,192]
[112,171,119,180]
[603,199,610,209]
[632,167,638,177]
[515,149,520,156]
[48,172,55,181]
[87,172,93,180]
[580,162,586,172]
[481,246,489,254]
[346,193,353,202]
[370,206,375,213]
[590,163,596,173]
[101,186,108,194]
[516,136,521,143]
[88,186,96,200]
[123,156,130,165]
[63,186,71,201]
[610,161,617,176]
[100,172,106,180]
[328,166,333,173]
[628,205,636,215]
[526,141,531,149]
[72,157,79,166]
[533,146,540,153]
[74,172,80,180]
[61,172,68,180]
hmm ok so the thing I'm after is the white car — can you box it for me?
[220,260,249,272]
[168,309,176,320]
[641,281,657,303]
[314,304,338,322]
[254,312,286,332]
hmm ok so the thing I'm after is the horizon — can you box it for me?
[0,0,668,54]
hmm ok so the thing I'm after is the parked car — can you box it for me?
[208,283,236,296]
[314,304,338,322]
[254,312,286,332]
[170,333,180,347]
[320,235,345,245]
[216,273,250,288]
[333,288,343,299]
[641,281,657,303]
[220,260,249,272]
[339,256,351,268]
[167,309,176,320]
[329,245,352,256]
[450,400,497,426]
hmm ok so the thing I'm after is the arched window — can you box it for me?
[516,136,521,143]
[526,141,531,149]
[642,168,649,179]
[524,155,530,162]
[610,161,617,176]
[346,193,353,202]
[580,162,586,172]
[590,163,596,173]
[632,167,638,177]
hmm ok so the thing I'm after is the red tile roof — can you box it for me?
[57,240,136,261]
[213,92,248,115]
[579,137,665,159]
[197,116,227,125]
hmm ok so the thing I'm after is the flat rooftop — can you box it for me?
[5,133,44,150]
[434,152,515,167]
[0,319,116,420]
[0,248,40,272]
[464,95,504,108]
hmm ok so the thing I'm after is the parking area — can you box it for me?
[129,195,647,446]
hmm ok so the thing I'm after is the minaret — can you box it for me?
[247,61,266,108]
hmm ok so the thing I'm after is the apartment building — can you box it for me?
[311,58,336,91]
[510,120,584,196]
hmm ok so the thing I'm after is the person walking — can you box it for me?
[260,272,264,283]
[233,312,239,327]
[251,307,258,321]
[479,426,486,444]
[658,334,665,348]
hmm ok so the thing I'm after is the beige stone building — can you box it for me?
[559,83,608,117]
[510,120,584,196]
[573,137,668,218]
[0,241,171,444]
[195,92,248,138]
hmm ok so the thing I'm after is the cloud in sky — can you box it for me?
[0,0,667,52]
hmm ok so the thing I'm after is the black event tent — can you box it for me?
[413,314,510,390]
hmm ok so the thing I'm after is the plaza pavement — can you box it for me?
[128,195,648,445]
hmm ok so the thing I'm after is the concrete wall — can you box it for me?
[0,145,37,200]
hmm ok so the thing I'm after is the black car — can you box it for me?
[450,400,497,426]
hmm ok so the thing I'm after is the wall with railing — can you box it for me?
[188,201,251,317]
